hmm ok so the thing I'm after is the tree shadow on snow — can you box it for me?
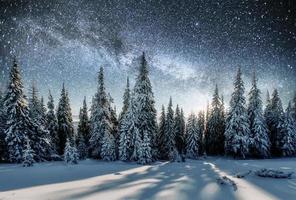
[63,160,237,200]
[0,159,140,192]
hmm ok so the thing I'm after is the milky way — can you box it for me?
[0,0,295,116]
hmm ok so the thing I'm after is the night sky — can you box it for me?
[0,0,295,117]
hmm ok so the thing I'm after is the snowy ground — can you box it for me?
[0,157,296,200]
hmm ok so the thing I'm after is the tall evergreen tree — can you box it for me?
[119,93,137,161]
[77,97,90,151]
[28,83,45,126]
[206,85,225,155]
[64,138,79,164]
[46,91,59,152]
[4,60,37,162]
[22,137,35,167]
[291,93,296,122]
[247,72,270,158]
[185,113,199,159]
[89,67,113,159]
[119,77,130,123]
[157,105,166,159]
[225,68,251,159]
[197,111,205,154]
[132,53,157,164]
[266,89,284,156]
[164,97,176,160]
[174,105,185,161]
[56,84,74,155]
[108,94,119,158]
[278,103,296,156]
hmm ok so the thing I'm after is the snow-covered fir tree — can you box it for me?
[108,94,119,158]
[157,105,166,159]
[57,84,74,155]
[28,83,45,126]
[22,138,35,167]
[225,68,251,159]
[89,67,113,159]
[174,105,185,161]
[46,91,59,152]
[40,97,47,126]
[77,97,90,155]
[101,131,116,161]
[77,134,88,159]
[247,72,270,158]
[266,89,284,156]
[197,111,205,154]
[131,53,157,163]
[138,130,152,164]
[64,138,79,164]
[119,77,130,124]
[277,103,296,156]
[205,85,225,155]
[119,93,137,161]
[0,91,7,161]
[164,97,176,160]
[185,113,200,159]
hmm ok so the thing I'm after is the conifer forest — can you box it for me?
[0,1,295,200]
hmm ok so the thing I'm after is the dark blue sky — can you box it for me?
[0,0,295,116]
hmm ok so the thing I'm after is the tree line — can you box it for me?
[0,53,296,166]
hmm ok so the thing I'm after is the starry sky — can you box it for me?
[0,0,295,117]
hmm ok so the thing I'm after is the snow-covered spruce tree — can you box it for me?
[247,72,270,158]
[119,93,137,161]
[0,91,8,162]
[89,67,114,159]
[197,111,205,154]
[277,103,296,156]
[185,113,199,159]
[266,89,284,156]
[131,53,157,163]
[119,77,130,124]
[64,138,79,164]
[22,138,35,167]
[138,130,152,164]
[174,105,185,161]
[57,84,74,155]
[206,85,225,155]
[164,97,176,160]
[46,90,59,153]
[101,131,116,161]
[77,97,90,155]
[28,83,45,126]
[77,133,88,159]
[157,105,166,159]
[180,109,186,138]
[108,94,119,158]
[40,97,47,126]
[225,67,251,159]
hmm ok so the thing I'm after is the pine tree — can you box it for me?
[46,91,59,152]
[206,85,225,155]
[40,97,47,126]
[174,105,185,161]
[197,111,205,154]
[247,72,270,158]
[89,67,113,159]
[28,83,45,126]
[164,97,176,160]
[157,105,166,159]
[0,90,8,161]
[225,67,251,159]
[119,77,130,123]
[185,113,199,159]
[278,103,296,156]
[77,97,90,155]
[119,93,137,161]
[77,134,88,159]
[64,138,79,164]
[22,138,35,167]
[132,53,157,164]
[108,94,119,158]
[57,84,74,155]
[138,131,152,164]
[101,131,116,161]
[266,89,284,156]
